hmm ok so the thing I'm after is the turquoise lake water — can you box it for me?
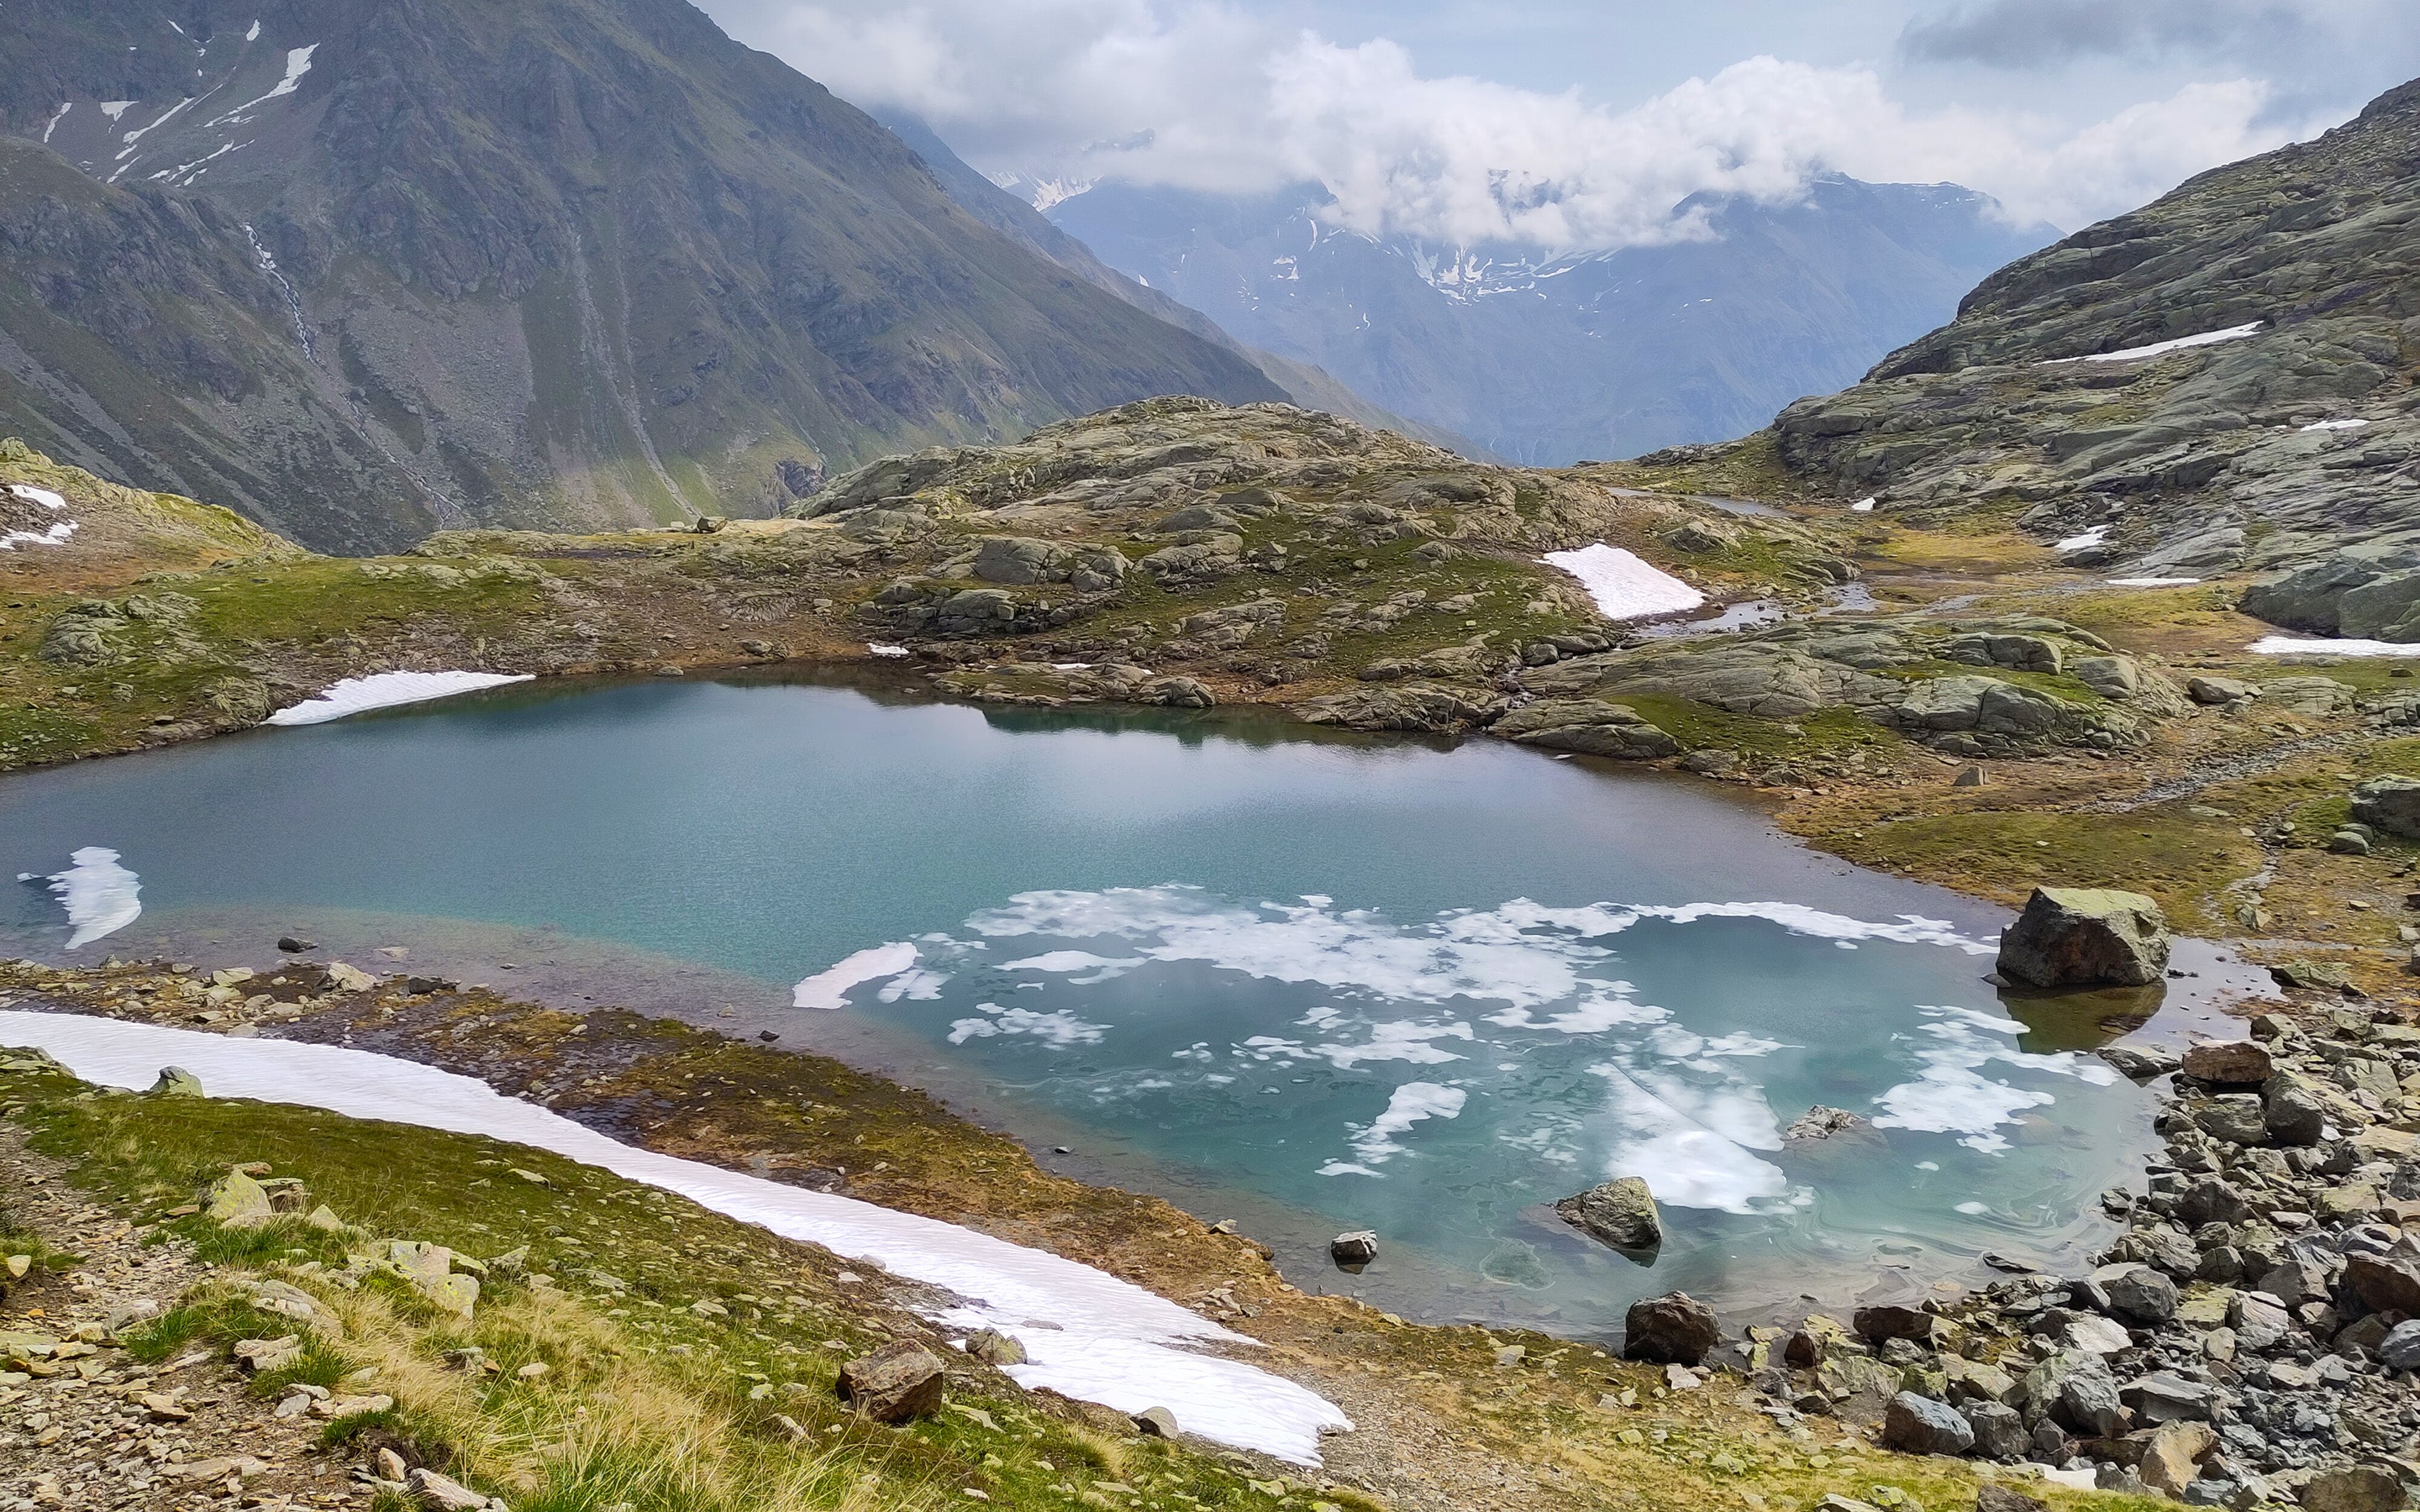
[0,673,2223,1333]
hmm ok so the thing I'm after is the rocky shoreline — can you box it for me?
[1580,890,2420,1509]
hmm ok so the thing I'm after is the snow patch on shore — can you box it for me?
[265,671,534,726]
[1539,543,1705,620]
[0,1011,1352,1464]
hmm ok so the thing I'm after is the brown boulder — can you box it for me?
[838,1341,947,1422]
[1623,1291,1719,1365]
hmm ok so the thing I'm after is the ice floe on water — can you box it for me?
[34,848,141,948]
[2044,322,2263,365]
[1870,1005,2118,1153]
[1321,1082,1468,1177]
[787,885,2091,1223]
[947,1002,1107,1047]
[1539,543,1705,621]
[265,670,534,726]
[792,941,921,1009]
[0,1011,1351,1464]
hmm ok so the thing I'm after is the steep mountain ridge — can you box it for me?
[1045,176,2056,465]
[0,0,1281,552]
[1765,76,2420,634]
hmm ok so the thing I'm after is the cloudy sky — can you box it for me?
[697,0,2420,249]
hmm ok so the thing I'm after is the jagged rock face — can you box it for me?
[1765,78,2420,623]
[0,0,1280,551]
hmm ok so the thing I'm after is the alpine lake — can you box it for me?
[0,669,2270,1338]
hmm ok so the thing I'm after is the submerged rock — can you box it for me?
[1555,1177,1662,1251]
[1996,886,2170,988]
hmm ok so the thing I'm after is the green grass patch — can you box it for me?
[1825,806,2262,927]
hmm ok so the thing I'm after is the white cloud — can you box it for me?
[705,0,2342,249]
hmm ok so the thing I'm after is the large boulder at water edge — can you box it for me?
[1623,1291,1718,1364]
[1996,887,2170,988]
[1556,1177,1662,1251]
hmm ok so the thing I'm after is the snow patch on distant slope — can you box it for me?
[2044,322,2262,365]
[1540,543,1704,620]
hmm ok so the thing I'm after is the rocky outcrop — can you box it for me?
[1996,887,2171,988]
[1518,614,2158,757]
[1555,1177,1663,1252]
[1494,700,1681,759]
[1756,76,2420,613]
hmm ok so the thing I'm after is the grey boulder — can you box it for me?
[1996,886,2170,988]
[1556,1176,1662,1251]
[1881,1392,1974,1456]
[2352,776,2420,840]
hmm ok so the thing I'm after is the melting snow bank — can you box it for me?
[2301,418,2370,433]
[2249,635,2420,659]
[1539,543,1705,621]
[2,484,76,550]
[2054,525,2109,553]
[0,1011,1351,1463]
[34,848,141,948]
[2107,577,2200,587]
[866,643,910,658]
[2044,322,2263,365]
[265,670,534,726]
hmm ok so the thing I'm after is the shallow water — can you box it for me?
[0,674,2252,1333]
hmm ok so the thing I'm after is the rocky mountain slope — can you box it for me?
[0,0,1281,553]
[1045,176,2054,465]
[1762,78,2420,635]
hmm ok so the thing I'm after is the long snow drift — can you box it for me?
[2045,323,2263,365]
[1540,543,1705,621]
[2249,635,2420,659]
[266,671,534,726]
[0,1011,1350,1464]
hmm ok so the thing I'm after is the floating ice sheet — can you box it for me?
[43,848,140,948]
